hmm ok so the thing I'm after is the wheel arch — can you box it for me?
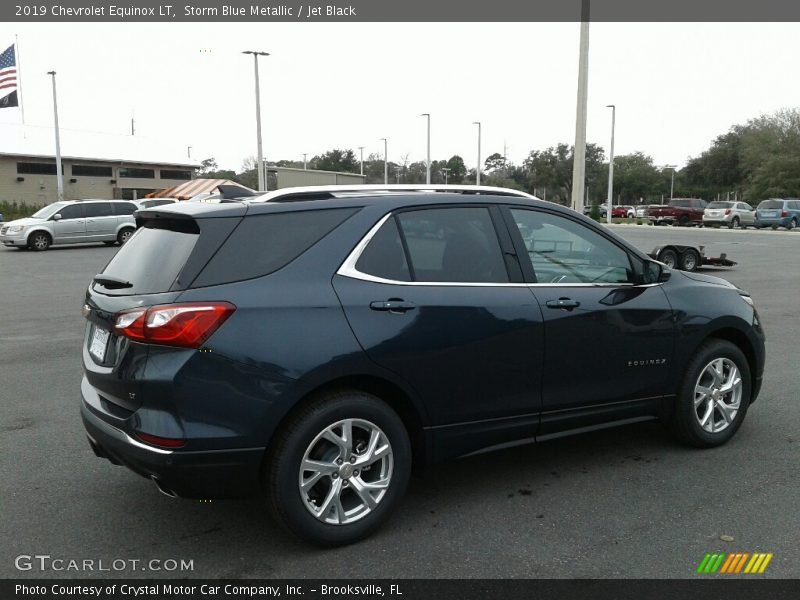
[264,373,430,472]
[702,327,758,389]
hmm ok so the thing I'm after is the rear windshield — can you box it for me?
[758,200,783,209]
[94,219,199,296]
[669,199,691,207]
[707,201,733,208]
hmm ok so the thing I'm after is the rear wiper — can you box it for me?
[93,274,133,289]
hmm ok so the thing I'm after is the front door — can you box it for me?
[503,206,675,435]
[333,206,545,456]
[52,204,86,242]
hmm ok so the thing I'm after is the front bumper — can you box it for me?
[0,232,27,246]
[80,391,265,499]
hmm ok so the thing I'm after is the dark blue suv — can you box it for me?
[81,186,765,546]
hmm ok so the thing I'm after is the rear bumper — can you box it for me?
[80,398,265,499]
[755,217,790,227]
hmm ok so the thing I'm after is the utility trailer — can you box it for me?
[648,244,737,272]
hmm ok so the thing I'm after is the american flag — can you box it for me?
[0,44,18,109]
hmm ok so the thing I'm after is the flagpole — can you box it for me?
[14,34,26,131]
[47,71,64,202]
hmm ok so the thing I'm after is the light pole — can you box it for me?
[187,146,192,159]
[47,71,64,202]
[242,50,269,191]
[442,167,450,184]
[473,121,481,185]
[570,0,591,213]
[380,138,388,185]
[358,146,364,176]
[302,153,307,170]
[421,113,431,184]
[660,164,677,202]
[605,104,615,225]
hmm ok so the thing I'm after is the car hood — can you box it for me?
[679,270,740,290]
[2,217,45,227]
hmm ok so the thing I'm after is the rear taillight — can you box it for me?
[135,431,187,448]
[114,302,235,348]
[782,210,789,217]
[724,208,731,215]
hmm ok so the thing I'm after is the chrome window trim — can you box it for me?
[336,211,643,289]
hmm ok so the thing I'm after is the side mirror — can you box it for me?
[640,259,671,284]
[52,213,62,221]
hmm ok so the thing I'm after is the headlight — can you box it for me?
[7,225,24,233]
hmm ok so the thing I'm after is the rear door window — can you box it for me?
[113,202,138,215]
[191,208,358,287]
[355,218,411,281]
[84,202,113,217]
[395,207,508,283]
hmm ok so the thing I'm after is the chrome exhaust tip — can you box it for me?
[151,476,179,498]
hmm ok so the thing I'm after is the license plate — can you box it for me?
[90,327,110,361]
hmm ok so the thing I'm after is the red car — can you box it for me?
[611,205,635,218]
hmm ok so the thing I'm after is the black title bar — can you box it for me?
[5,0,800,22]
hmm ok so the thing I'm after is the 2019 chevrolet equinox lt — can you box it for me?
[80,185,765,546]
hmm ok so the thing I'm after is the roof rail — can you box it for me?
[248,184,538,203]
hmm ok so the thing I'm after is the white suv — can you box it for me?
[0,199,138,251]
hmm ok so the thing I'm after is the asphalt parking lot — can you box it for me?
[1,225,798,579]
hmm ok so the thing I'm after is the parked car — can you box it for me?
[0,199,138,251]
[612,205,635,218]
[753,198,800,230]
[582,203,608,216]
[649,198,708,226]
[81,185,765,546]
[136,198,179,209]
[702,201,755,229]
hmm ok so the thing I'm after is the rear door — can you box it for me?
[333,206,545,451]
[52,203,86,242]
[83,202,117,239]
[502,206,675,434]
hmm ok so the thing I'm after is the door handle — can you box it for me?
[545,298,580,310]
[369,300,416,313]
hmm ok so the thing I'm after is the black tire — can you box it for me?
[27,231,51,251]
[670,339,751,448]
[264,390,412,547]
[679,249,700,272]
[117,227,135,245]
[677,215,691,227]
[658,248,678,269]
[729,217,739,229]
[103,241,117,246]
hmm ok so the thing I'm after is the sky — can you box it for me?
[1,22,798,172]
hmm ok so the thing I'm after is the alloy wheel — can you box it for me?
[298,418,393,525]
[693,358,742,433]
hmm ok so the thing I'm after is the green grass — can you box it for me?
[0,201,44,222]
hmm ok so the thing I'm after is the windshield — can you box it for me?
[31,202,67,219]
[707,202,733,208]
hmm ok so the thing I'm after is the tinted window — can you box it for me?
[355,217,411,281]
[707,201,733,209]
[509,209,632,284]
[56,204,84,220]
[96,221,199,296]
[119,168,155,178]
[160,169,192,180]
[758,200,782,209]
[84,202,113,217]
[193,208,358,287]
[72,165,113,177]
[670,199,690,207]
[113,202,138,215]
[17,162,57,175]
[396,207,508,283]
[141,199,175,208]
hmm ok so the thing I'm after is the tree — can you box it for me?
[523,143,605,204]
[198,157,219,175]
[484,152,507,173]
[445,155,468,183]
[310,149,359,174]
[612,152,662,204]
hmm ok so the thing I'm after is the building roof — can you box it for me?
[147,178,251,200]
[0,125,200,168]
